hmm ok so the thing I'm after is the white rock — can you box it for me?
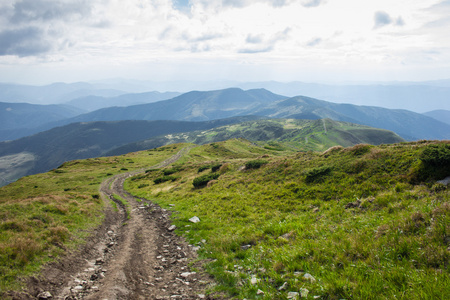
[287,291,299,299]
[303,273,316,283]
[168,225,176,231]
[300,288,309,298]
[257,289,265,295]
[180,272,196,278]
[37,291,52,299]
[278,282,288,290]
[189,216,200,223]
[250,276,259,285]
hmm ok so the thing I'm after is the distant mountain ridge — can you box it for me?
[0,117,403,187]
[48,88,287,125]
[423,110,450,125]
[43,88,450,141]
[0,82,126,104]
[253,96,450,140]
[65,91,181,112]
[0,101,84,131]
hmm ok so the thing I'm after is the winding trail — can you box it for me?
[23,146,215,300]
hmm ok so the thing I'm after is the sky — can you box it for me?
[1,0,450,85]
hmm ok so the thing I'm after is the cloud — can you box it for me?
[301,0,326,8]
[373,11,392,29]
[427,0,450,12]
[0,27,51,56]
[246,34,264,44]
[373,11,405,29]
[238,46,273,54]
[195,0,296,9]
[8,0,91,24]
[306,37,322,47]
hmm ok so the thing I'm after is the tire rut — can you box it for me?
[11,146,216,300]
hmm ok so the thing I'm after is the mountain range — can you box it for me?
[33,88,450,141]
[0,117,403,187]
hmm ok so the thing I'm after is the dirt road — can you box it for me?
[12,147,216,299]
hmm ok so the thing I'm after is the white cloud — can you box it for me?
[0,0,449,84]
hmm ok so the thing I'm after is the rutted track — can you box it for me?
[12,146,216,299]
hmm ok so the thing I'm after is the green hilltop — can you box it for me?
[0,139,449,299]
[106,118,404,156]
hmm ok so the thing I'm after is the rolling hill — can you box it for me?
[48,88,287,124]
[253,96,450,140]
[0,117,262,186]
[0,102,86,141]
[0,117,404,186]
[106,118,404,156]
[424,109,450,125]
[38,88,449,141]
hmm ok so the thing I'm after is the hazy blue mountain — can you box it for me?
[44,88,449,141]
[423,110,450,125]
[0,82,126,104]
[235,81,450,113]
[65,91,181,111]
[48,88,287,125]
[0,102,84,131]
[253,96,450,140]
[0,116,263,185]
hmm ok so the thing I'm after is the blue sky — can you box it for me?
[1,0,449,84]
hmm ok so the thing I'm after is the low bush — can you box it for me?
[163,167,182,176]
[193,173,220,188]
[304,166,332,183]
[198,165,210,173]
[211,163,222,172]
[245,159,268,170]
[154,175,177,184]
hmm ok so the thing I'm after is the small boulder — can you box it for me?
[37,291,52,299]
[300,288,309,298]
[278,282,288,290]
[303,273,316,283]
[189,216,200,223]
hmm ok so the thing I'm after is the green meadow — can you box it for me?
[1,137,449,299]
[125,140,450,299]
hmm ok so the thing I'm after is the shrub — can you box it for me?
[193,173,220,188]
[245,159,268,170]
[163,167,182,176]
[154,175,177,184]
[211,163,222,172]
[411,144,450,182]
[198,165,210,173]
[346,144,372,156]
[305,166,332,183]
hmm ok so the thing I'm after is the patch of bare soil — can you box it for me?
[7,147,219,299]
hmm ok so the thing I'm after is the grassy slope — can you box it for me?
[126,140,450,299]
[0,144,184,292]
[107,118,404,156]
